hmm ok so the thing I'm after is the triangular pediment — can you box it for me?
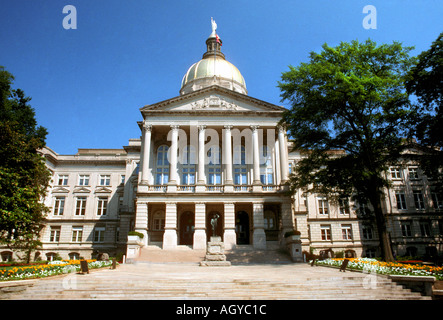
[94,186,113,194]
[51,186,70,194]
[140,85,285,114]
[73,186,91,193]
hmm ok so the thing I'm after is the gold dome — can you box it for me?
[179,33,247,95]
[181,57,246,89]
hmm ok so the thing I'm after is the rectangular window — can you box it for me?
[401,222,412,237]
[395,191,407,210]
[420,221,431,237]
[431,193,443,210]
[390,167,402,179]
[153,218,165,231]
[234,168,247,185]
[408,167,419,180]
[320,225,331,241]
[75,197,87,216]
[318,198,329,215]
[49,227,61,242]
[182,167,195,185]
[339,198,350,215]
[54,197,65,216]
[341,224,353,240]
[78,175,90,186]
[71,227,83,242]
[260,168,274,185]
[99,175,111,186]
[156,168,169,185]
[362,225,373,240]
[57,175,69,186]
[94,227,105,242]
[97,197,108,216]
[413,190,425,210]
[208,167,221,185]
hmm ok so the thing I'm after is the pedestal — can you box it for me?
[200,236,231,267]
[287,239,303,262]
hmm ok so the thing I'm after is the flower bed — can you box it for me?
[0,260,115,281]
[312,258,443,280]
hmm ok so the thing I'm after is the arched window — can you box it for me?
[207,146,221,185]
[181,145,196,185]
[69,252,80,260]
[260,146,273,185]
[234,146,247,185]
[156,145,169,185]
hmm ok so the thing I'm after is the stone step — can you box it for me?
[1,263,431,300]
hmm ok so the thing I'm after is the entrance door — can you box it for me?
[235,211,250,244]
[179,211,194,245]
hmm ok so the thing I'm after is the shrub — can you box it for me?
[128,231,144,239]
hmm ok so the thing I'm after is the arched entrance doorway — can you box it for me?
[235,211,250,244]
[179,211,194,245]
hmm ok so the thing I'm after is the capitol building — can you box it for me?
[2,25,442,263]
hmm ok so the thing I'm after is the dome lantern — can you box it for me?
[180,19,247,95]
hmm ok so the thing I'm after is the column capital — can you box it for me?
[198,125,207,131]
[277,124,287,132]
[170,124,180,130]
[143,121,152,131]
[250,125,260,132]
[223,125,233,130]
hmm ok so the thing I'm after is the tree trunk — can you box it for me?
[369,190,395,262]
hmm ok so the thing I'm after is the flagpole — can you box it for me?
[214,34,216,77]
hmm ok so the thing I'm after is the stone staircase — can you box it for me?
[1,262,431,300]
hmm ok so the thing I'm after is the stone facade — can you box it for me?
[1,30,442,263]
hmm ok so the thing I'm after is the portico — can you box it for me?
[131,26,294,255]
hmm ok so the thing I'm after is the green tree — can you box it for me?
[406,32,443,194]
[278,39,418,262]
[0,66,51,262]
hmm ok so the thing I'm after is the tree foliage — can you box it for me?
[278,39,418,262]
[0,66,50,261]
[406,32,443,194]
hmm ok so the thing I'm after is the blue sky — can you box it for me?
[0,0,442,154]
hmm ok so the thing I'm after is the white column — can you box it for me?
[140,122,152,184]
[223,202,236,250]
[163,202,177,249]
[134,200,148,246]
[168,125,179,184]
[251,125,261,185]
[197,125,206,184]
[193,202,207,250]
[252,202,266,249]
[278,125,289,183]
[223,125,233,184]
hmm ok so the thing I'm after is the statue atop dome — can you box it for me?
[210,17,217,37]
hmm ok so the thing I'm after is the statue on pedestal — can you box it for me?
[210,213,220,237]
